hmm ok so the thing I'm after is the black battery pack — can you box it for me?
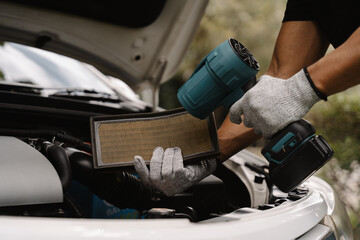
[262,120,334,193]
[269,135,333,192]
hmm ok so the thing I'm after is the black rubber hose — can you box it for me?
[42,142,72,191]
[68,151,159,211]
[0,129,92,153]
[63,192,85,218]
[213,163,251,208]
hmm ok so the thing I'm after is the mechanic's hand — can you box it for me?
[229,69,322,139]
[134,147,217,197]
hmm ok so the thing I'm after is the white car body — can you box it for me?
[0,148,350,239]
[0,154,351,239]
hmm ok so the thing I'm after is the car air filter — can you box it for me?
[91,108,219,169]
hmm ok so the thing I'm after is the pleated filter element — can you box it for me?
[91,108,219,169]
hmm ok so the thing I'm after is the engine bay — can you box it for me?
[0,91,308,222]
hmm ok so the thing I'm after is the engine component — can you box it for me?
[0,128,92,153]
[0,136,63,207]
[146,208,176,218]
[68,150,160,211]
[41,141,72,191]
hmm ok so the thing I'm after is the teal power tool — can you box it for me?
[177,38,334,193]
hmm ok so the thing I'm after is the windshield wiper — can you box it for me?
[0,81,42,95]
[49,88,121,103]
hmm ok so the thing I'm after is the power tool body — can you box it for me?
[177,38,333,192]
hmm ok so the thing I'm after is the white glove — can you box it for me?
[134,147,217,197]
[229,69,325,139]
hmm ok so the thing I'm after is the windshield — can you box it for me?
[0,42,115,94]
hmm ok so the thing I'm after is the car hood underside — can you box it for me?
[0,0,208,92]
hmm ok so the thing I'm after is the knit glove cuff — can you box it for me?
[229,69,323,138]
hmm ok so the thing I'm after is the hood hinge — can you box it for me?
[146,57,168,110]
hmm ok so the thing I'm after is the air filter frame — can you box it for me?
[90,108,219,169]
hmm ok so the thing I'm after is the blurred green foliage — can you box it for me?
[306,88,360,235]
[307,89,360,169]
[179,0,286,78]
[159,73,183,109]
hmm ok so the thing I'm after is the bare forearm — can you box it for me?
[266,21,329,78]
[308,27,360,96]
[217,115,260,162]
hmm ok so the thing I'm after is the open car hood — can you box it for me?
[0,0,208,92]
